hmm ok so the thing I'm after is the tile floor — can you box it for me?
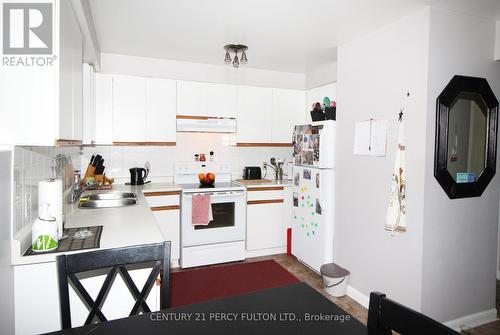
[176,254,500,334]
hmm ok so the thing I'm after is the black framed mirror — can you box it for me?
[435,75,498,199]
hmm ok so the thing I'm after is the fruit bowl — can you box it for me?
[198,173,216,187]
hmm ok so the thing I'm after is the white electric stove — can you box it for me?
[175,162,246,268]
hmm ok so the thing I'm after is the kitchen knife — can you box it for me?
[90,155,95,165]
[96,160,105,175]
[95,159,103,174]
[93,154,102,166]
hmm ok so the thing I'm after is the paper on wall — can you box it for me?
[353,119,388,156]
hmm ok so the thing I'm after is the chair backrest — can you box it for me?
[368,292,461,335]
[56,241,171,329]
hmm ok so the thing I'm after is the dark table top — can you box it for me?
[47,283,368,335]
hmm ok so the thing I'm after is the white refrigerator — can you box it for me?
[291,120,335,273]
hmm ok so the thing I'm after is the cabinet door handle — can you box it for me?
[247,199,284,205]
[150,205,180,211]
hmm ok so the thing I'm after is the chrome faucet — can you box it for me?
[68,170,93,204]
[263,157,285,181]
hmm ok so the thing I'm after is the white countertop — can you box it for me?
[233,179,293,188]
[12,183,181,266]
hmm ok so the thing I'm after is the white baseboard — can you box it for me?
[346,285,369,309]
[497,270,500,280]
[245,246,286,258]
[444,308,498,331]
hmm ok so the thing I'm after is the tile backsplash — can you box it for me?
[13,146,81,237]
[80,133,293,183]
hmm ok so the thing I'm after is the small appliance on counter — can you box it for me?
[129,167,149,185]
[32,203,58,252]
[242,166,262,180]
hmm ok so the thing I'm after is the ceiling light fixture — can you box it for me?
[224,44,248,68]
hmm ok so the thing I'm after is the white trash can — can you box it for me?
[320,263,350,297]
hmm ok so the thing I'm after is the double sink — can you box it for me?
[78,192,138,209]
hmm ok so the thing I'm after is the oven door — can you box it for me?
[181,190,246,247]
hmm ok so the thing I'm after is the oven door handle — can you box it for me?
[183,191,245,198]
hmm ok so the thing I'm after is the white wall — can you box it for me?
[335,7,430,310]
[82,133,292,183]
[421,7,500,322]
[495,20,500,61]
[0,150,14,335]
[100,53,306,90]
[305,62,337,89]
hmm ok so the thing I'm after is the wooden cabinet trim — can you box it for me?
[176,115,236,120]
[247,199,284,205]
[150,205,180,211]
[113,142,176,146]
[236,143,292,147]
[144,191,181,197]
[56,139,83,146]
[247,187,285,192]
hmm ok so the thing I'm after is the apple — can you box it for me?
[198,173,205,181]
[206,173,215,181]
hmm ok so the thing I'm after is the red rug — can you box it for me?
[169,260,300,307]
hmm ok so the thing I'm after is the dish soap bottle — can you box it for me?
[32,203,59,252]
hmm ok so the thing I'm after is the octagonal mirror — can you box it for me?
[435,75,498,199]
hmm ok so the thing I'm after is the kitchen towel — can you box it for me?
[192,194,213,225]
[385,113,406,233]
[38,179,63,238]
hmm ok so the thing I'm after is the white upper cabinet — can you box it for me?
[271,89,305,143]
[177,81,237,118]
[112,76,146,142]
[176,81,206,116]
[206,83,237,118]
[0,0,83,145]
[59,0,83,142]
[236,86,273,143]
[94,73,114,144]
[146,79,177,142]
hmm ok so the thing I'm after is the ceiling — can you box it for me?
[88,0,500,74]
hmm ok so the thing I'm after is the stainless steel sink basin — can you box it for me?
[78,198,138,209]
[81,192,137,201]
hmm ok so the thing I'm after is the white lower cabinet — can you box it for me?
[14,262,159,335]
[246,186,291,252]
[152,210,180,262]
[144,191,181,266]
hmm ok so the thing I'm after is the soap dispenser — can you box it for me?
[32,203,59,252]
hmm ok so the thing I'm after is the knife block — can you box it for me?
[83,164,96,180]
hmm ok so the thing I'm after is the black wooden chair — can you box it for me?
[367,292,461,335]
[56,241,171,329]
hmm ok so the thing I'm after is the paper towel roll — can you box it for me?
[38,179,63,238]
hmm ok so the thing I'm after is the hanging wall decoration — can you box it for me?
[385,110,407,233]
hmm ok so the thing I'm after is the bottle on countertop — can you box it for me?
[32,203,59,252]
[199,154,206,162]
[210,151,214,162]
